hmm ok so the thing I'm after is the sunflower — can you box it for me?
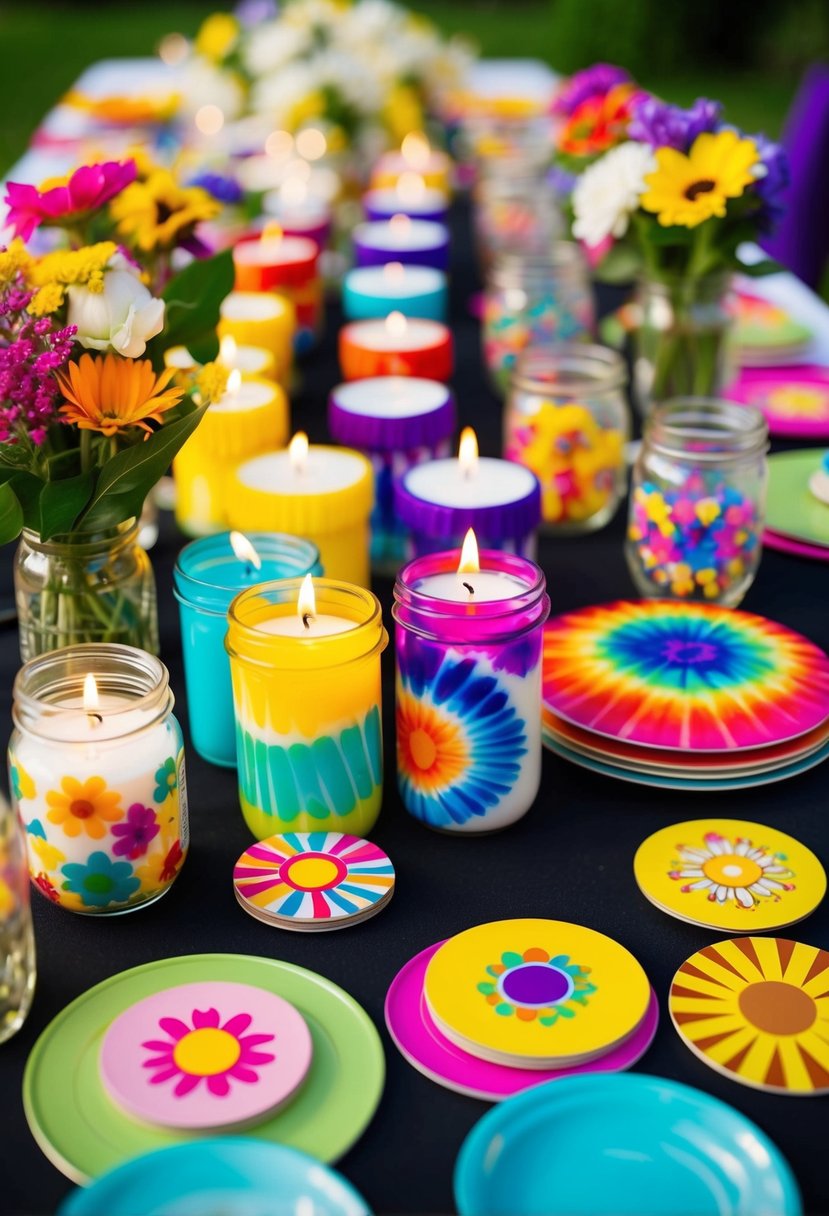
[46,775,123,839]
[641,129,759,228]
[110,170,219,252]
[58,353,185,437]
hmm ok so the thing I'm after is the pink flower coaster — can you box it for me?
[99,981,313,1130]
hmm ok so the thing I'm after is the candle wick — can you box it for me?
[302,612,313,629]
[462,581,475,596]
[87,713,103,727]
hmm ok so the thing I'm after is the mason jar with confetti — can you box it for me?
[482,245,595,395]
[626,399,769,607]
[505,344,630,533]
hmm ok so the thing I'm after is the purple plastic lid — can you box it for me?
[394,457,542,542]
[328,377,456,452]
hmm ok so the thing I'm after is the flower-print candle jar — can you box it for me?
[8,644,188,915]
[505,345,630,533]
[626,399,769,607]
[393,548,550,833]
[483,245,595,395]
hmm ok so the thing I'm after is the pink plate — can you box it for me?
[726,365,829,439]
[100,981,313,1131]
[384,941,659,1101]
[764,528,829,562]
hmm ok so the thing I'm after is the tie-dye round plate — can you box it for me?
[670,937,829,1095]
[727,366,829,439]
[542,601,829,752]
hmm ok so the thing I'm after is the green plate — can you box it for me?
[766,449,829,548]
[23,953,384,1184]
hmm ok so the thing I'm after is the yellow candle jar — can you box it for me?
[218,292,295,388]
[226,578,388,839]
[227,435,374,587]
[165,342,277,384]
[174,375,290,537]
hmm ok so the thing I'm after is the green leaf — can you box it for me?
[46,448,82,480]
[188,332,220,365]
[157,250,234,353]
[740,258,783,277]
[0,483,23,544]
[77,404,208,531]
[10,472,46,531]
[594,243,643,284]
[39,472,96,541]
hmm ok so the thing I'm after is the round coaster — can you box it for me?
[100,982,313,1131]
[670,937,829,1095]
[233,832,395,931]
[727,366,829,439]
[385,941,659,1101]
[423,920,651,1069]
[634,819,826,932]
[542,600,829,752]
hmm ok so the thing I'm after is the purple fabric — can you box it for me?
[761,63,829,288]
[628,96,721,151]
[393,464,541,543]
[328,384,456,452]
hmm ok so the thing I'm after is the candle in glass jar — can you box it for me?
[218,291,295,387]
[226,577,388,839]
[340,313,453,381]
[394,427,541,557]
[227,433,374,587]
[9,646,188,914]
[262,185,332,251]
[353,217,450,272]
[393,531,549,833]
[372,134,452,193]
[343,263,448,322]
[363,182,449,225]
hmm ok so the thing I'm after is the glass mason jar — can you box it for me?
[505,344,630,533]
[14,522,159,663]
[633,272,735,415]
[473,168,563,272]
[626,399,769,608]
[9,644,188,914]
[0,790,35,1043]
[483,244,595,395]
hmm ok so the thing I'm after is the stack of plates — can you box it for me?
[385,919,658,1101]
[732,292,813,366]
[542,601,829,791]
[727,366,829,439]
[765,448,829,562]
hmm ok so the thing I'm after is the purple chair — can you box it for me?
[762,63,829,288]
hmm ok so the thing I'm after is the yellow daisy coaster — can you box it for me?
[634,819,826,933]
[670,937,829,1095]
[423,919,651,1069]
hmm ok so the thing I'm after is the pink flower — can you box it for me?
[3,160,137,241]
[142,1007,276,1098]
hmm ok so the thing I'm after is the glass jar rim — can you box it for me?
[511,343,627,395]
[646,398,769,460]
[12,643,172,741]
[174,532,323,616]
[21,519,139,556]
[491,241,584,281]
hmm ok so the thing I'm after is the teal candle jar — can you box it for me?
[174,533,322,767]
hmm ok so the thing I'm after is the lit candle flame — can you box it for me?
[389,213,412,238]
[83,673,102,726]
[458,528,480,580]
[298,572,315,629]
[262,221,283,242]
[458,427,479,478]
[385,311,407,339]
[229,530,262,571]
[226,368,243,396]
[289,431,309,472]
[401,131,431,171]
[383,261,406,285]
[397,171,426,206]
[219,335,238,365]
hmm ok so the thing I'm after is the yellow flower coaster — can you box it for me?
[634,819,826,933]
[422,919,650,1069]
[670,937,829,1095]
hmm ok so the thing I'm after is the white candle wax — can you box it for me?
[256,614,354,637]
[236,448,367,495]
[220,292,289,323]
[356,219,447,253]
[404,457,537,507]
[376,150,450,177]
[210,381,277,415]
[347,318,446,352]
[365,187,448,217]
[35,693,155,744]
[347,265,445,300]
[234,236,316,267]
[262,191,330,228]
[219,345,273,375]
[334,376,447,418]
[414,570,528,603]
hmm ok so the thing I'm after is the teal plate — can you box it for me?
[455,1073,801,1216]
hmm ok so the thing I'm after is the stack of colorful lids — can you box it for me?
[731,291,813,366]
[542,600,829,790]
[764,448,829,560]
[385,919,658,1101]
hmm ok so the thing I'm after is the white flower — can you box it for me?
[67,254,165,359]
[572,142,656,248]
[180,59,245,120]
[244,23,312,77]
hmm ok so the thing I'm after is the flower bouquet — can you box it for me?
[568,92,787,410]
[1,157,234,658]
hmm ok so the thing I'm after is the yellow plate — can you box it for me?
[423,919,650,1067]
[634,819,826,933]
[670,936,829,1095]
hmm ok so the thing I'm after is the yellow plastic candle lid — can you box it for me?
[634,819,826,933]
[423,919,650,1068]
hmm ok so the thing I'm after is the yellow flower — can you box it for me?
[30,242,117,297]
[28,283,65,316]
[285,92,325,131]
[194,361,229,404]
[195,12,239,61]
[46,775,123,840]
[31,835,66,871]
[695,498,721,527]
[110,171,219,252]
[641,130,759,228]
[58,353,185,437]
[0,238,32,285]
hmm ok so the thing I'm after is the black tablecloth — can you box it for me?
[1,207,828,1216]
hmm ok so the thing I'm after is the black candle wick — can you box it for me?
[462,581,475,596]
[302,613,313,629]
[87,713,103,726]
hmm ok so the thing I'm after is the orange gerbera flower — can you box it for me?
[46,775,123,839]
[58,353,184,436]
